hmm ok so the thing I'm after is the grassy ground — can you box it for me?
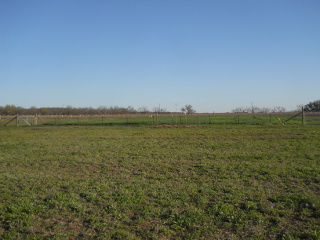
[0,124,319,239]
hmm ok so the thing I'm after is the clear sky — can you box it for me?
[1,0,319,113]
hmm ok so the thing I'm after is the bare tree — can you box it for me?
[138,106,149,114]
[250,106,261,113]
[39,107,48,115]
[295,104,304,112]
[232,106,286,113]
[127,106,136,114]
[272,106,286,113]
[29,106,38,115]
[260,107,271,113]
[152,106,167,113]
[181,104,196,114]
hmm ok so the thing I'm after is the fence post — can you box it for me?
[16,114,19,127]
[302,107,305,125]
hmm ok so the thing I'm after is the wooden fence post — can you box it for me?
[302,107,305,125]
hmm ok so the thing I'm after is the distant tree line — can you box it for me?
[2,101,318,116]
[0,105,173,116]
[231,99,320,113]
[0,104,201,116]
[231,106,287,113]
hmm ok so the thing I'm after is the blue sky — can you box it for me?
[1,0,319,112]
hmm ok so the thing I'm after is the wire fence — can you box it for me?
[2,112,320,127]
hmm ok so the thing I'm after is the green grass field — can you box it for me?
[0,124,319,239]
